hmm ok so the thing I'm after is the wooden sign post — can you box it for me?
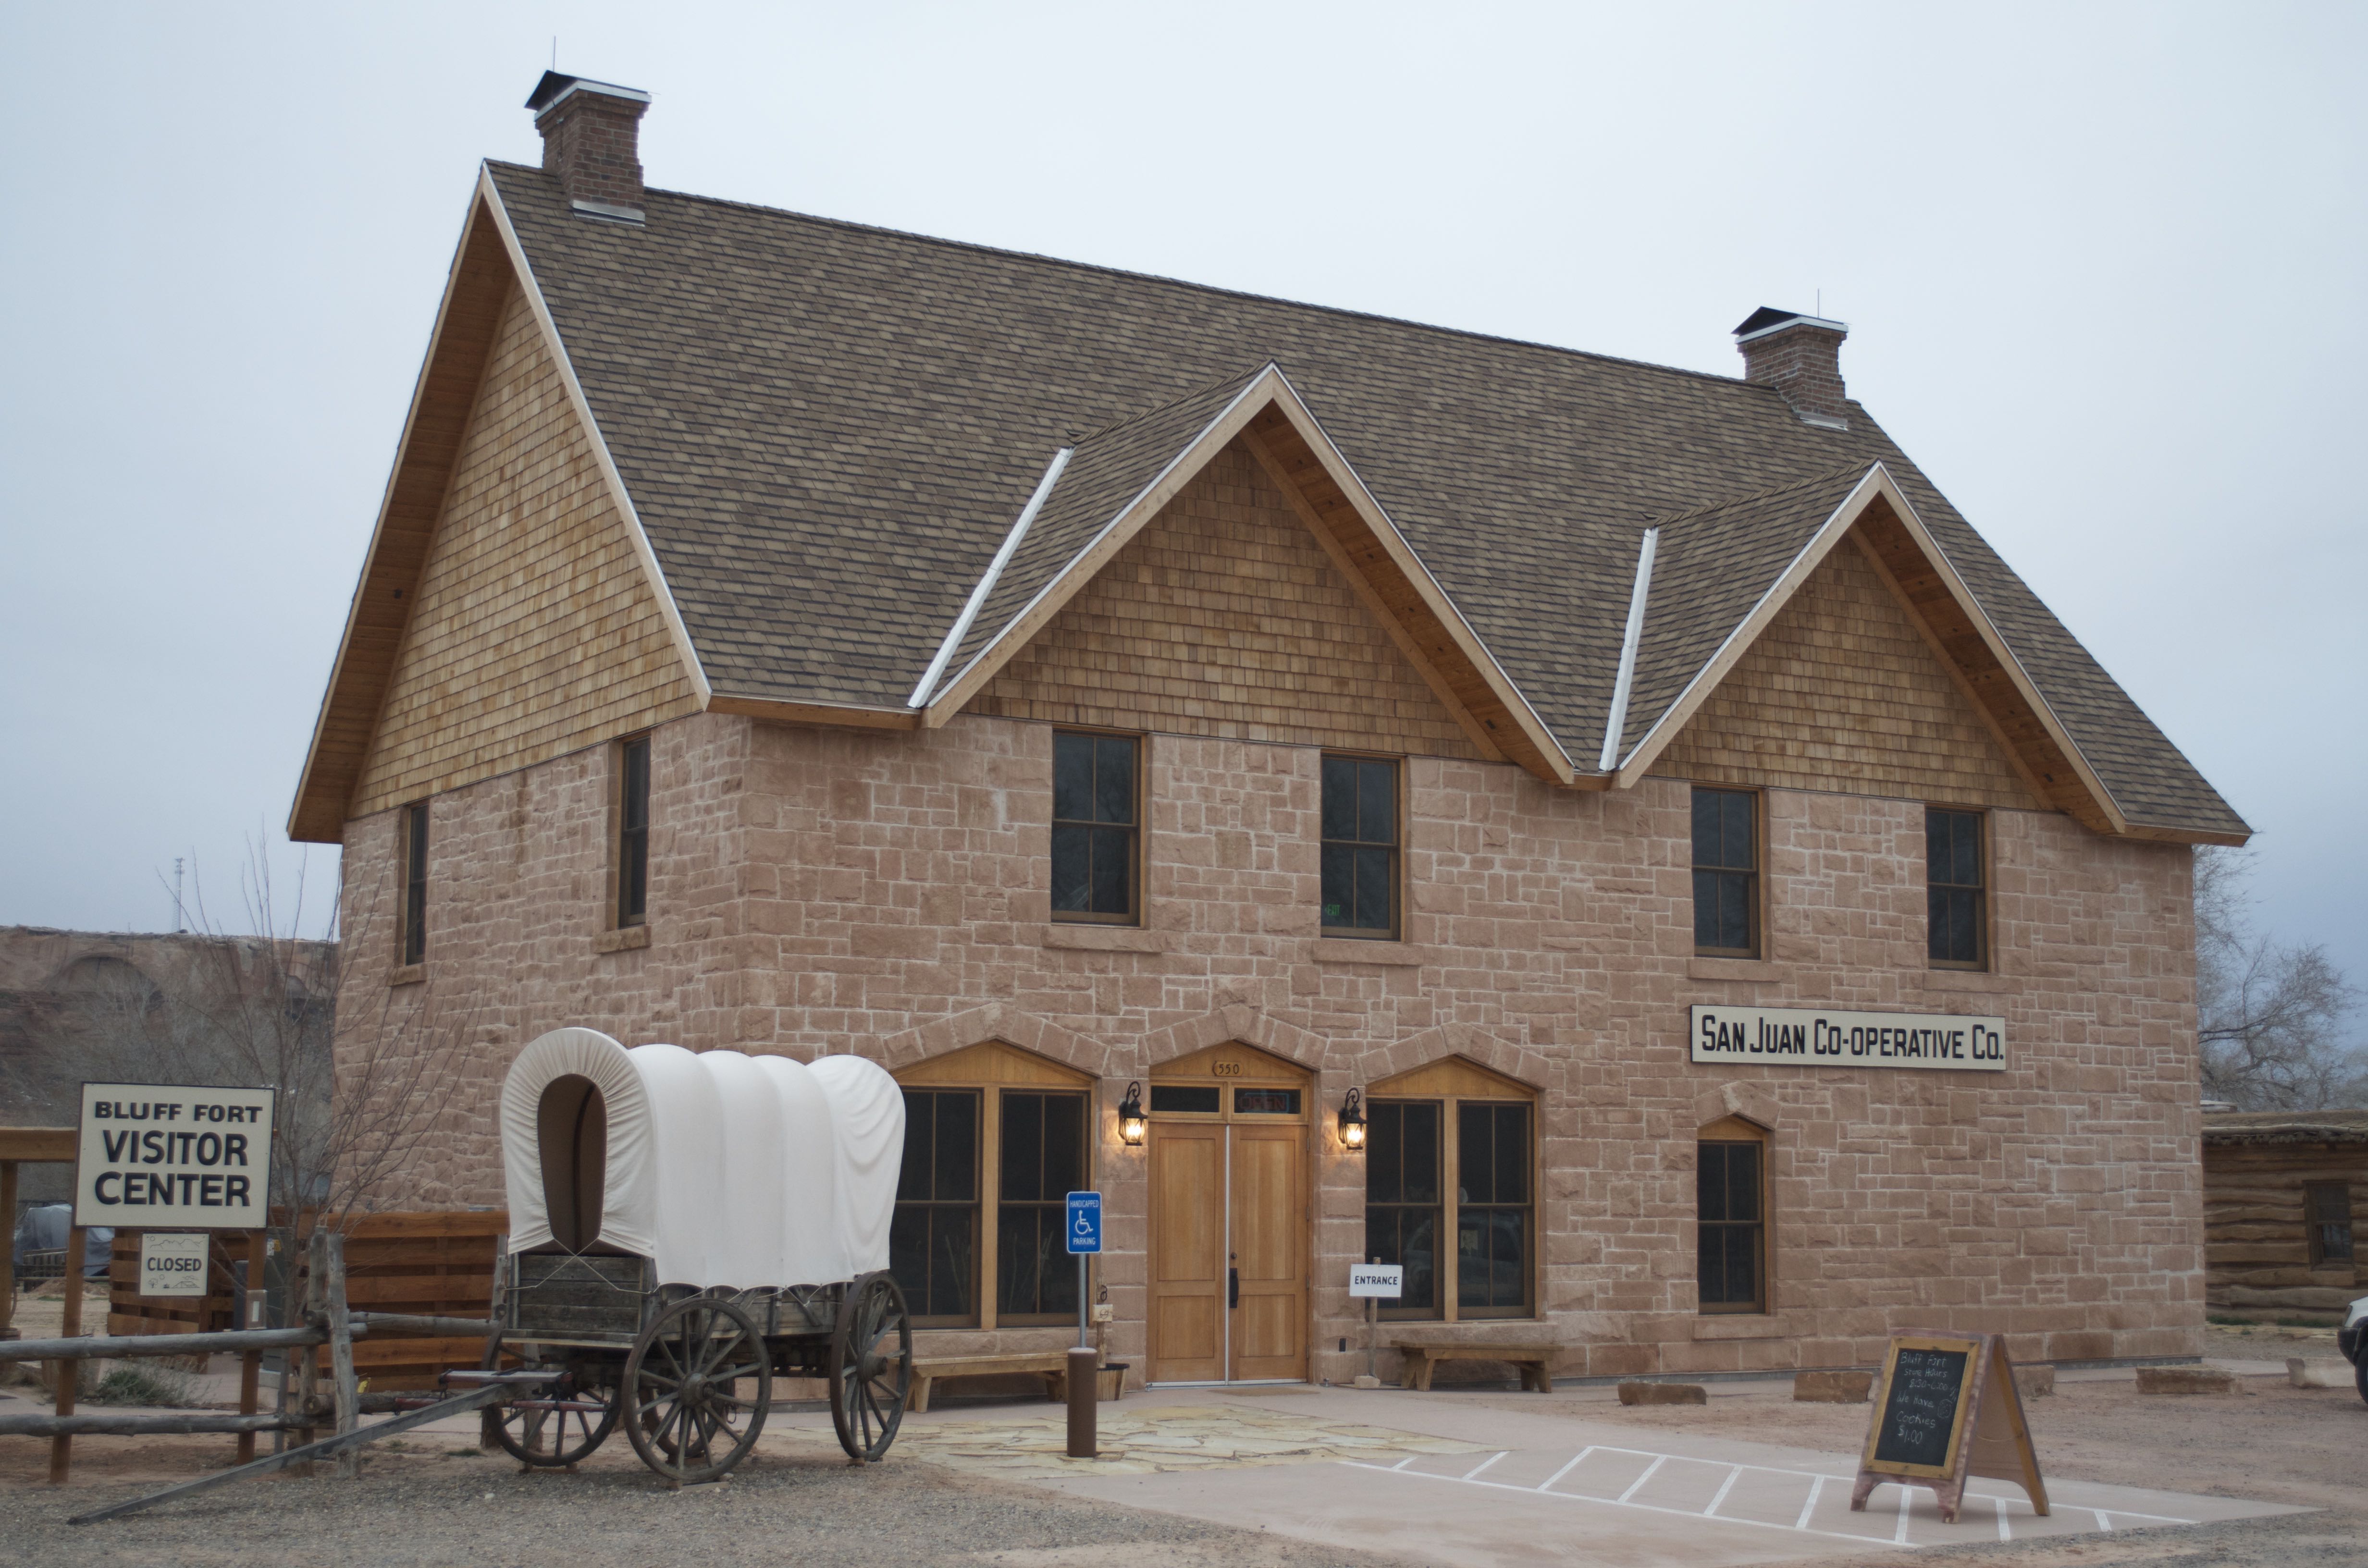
[1852,1332,2047,1525]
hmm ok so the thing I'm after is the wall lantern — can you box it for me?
[1338,1087,1368,1153]
[1118,1081,1147,1147]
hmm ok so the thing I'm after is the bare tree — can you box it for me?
[2196,845,2365,1110]
[76,839,470,1229]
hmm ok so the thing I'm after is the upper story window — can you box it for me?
[1052,731,1138,924]
[616,735,651,929]
[1691,786,1758,958]
[1926,808,1986,970]
[400,801,429,968]
[1321,754,1399,939]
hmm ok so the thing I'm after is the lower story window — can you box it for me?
[890,1089,978,1324]
[1698,1127,1767,1313]
[1365,1066,1535,1320]
[2307,1181,2355,1268]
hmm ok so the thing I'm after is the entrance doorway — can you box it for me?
[1146,1042,1309,1384]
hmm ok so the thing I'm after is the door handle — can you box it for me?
[1229,1267,1239,1309]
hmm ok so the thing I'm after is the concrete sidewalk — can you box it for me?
[859,1384,2303,1567]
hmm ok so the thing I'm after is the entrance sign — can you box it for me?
[1349,1263,1403,1299]
[1852,1333,2047,1523]
[1065,1191,1102,1255]
[1691,1005,2006,1072]
[74,1082,276,1229]
[137,1232,210,1298]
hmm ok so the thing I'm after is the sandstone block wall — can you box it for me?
[339,707,2202,1378]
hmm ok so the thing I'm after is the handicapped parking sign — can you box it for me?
[1066,1191,1102,1254]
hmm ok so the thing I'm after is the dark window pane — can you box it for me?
[1321,843,1353,927]
[1366,1206,1438,1312]
[1089,824,1131,914]
[1054,733,1093,824]
[900,1093,936,1198]
[1692,869,1721,950]
[1094,736,1135,825]
[1001,1091,1044,1202]
[1150,1084,1219,1114]
[1493,1105,1528,1204]
[1456,1207,1526,1311]
[891,1088,979,1321]
[1234,1088,1300,1114]
[1369,1102,1404,1203]
[1401,1102,1440,1204]
[1722,791,1754,868]
[1358,760,1396,844]
[1321,756,1357,842]
[932,1092,977,1201]
[1051,823,1090,912]
[1720,875,1752,953]
[1354,847,1394,931]
[1698,1142,1727,1224]
[1727,1142,1758,1221]
[996,1204,1080,1317]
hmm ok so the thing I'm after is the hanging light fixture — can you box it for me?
[1338,1087,1368,1152]
[1118,1081,1147,1146]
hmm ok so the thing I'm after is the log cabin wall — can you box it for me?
[2202,1112,2368,1323]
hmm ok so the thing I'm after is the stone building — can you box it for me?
[289,74,2248,1385]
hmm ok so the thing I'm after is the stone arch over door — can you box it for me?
[1138,1005,1326,1076]
[1365,1022,1550,1094]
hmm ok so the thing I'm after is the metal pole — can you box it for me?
[1366,1255,1376,1383]
[49,1226,85,1483]
[1065,1254,1095,1459]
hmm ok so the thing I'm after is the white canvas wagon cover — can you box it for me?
[499,1027,904,1291]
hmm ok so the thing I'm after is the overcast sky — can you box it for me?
[2,3,2361,1003]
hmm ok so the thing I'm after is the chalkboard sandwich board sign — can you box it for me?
[1851,1332,2047,1525]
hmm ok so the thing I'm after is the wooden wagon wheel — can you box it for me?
[622,1295,772,1485]
[485,1349,620,1469]
[828,1271,913,1462]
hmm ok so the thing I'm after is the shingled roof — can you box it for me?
[290,159,2252,844]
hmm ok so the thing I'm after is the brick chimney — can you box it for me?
[526,73,651,223]
[1733,307,1850,430]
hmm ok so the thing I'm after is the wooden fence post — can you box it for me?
[326,1232,358,1479]
[48,1225,85,1484]
[0,1159,17,1341]
[237,1230,266,1464]
[296,1227,323,1470]
[479,1235,506,1452]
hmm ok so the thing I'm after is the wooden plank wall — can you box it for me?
[1655,535,2041,808]
[106,1233,241,1341]
[347,282,701,821]
[969,442,1483,760]
[296,1212,508,1390]
[2204,1143,2367,1319]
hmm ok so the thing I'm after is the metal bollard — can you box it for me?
[1065,1347,1098,1459]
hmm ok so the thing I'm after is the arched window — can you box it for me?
[1698,1114,1770,1314]
[536,1074,608,1253]
[1365,1056,1539,1322]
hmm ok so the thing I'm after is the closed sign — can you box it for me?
[139,1232,210,1298]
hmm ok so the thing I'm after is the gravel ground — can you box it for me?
[0,1436,1395,1568]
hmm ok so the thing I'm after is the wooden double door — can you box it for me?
[1146,1044,1309,1384]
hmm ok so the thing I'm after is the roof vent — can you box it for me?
[526,72,651,225]
[1734,307,1850,430]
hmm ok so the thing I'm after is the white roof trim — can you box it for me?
[1737,314,1849,344]
[908,446,1073,709]
[1597,527,1658,773]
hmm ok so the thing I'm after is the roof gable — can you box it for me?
[917,366,1572,780]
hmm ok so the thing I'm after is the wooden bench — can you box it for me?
[905,1350,1075,1413]
[1393,1341,1558,1392]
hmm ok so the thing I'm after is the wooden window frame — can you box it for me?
[612,734,652,931]
[1698,1115,1772,1315]
[1365,1059,1542,1324]
[1690,786,1762,959]
[1925,805,1989,972]
[2306,1180,2355,1270]
[1320,751,1404,941]
[892,1042,1098,1331]
[993,1088,1093,1326]
[398,801,429,969]
[1050,727,1144,927]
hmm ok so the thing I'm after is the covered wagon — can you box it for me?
[481,1027,913,1480]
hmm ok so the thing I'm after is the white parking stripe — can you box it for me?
[1616,1454,1668,1505]
[1535,1446,1596,1493]
[1462,1451,1507,1481]
[1794,1473,1826,1531]
[1703,1465,1742,1519]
